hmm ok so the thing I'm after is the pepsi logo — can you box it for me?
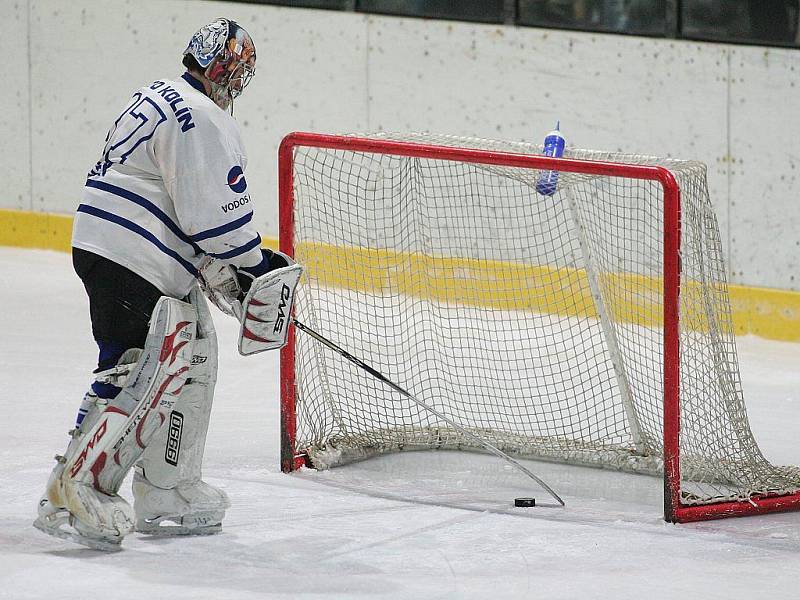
[227,166,247,193]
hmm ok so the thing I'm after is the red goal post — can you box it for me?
[277,131,800,523]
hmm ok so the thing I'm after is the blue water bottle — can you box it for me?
[536,122,566,197]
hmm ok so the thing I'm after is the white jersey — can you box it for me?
[72,74,263,298]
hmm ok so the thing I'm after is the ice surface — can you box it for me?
[1,247,799,599]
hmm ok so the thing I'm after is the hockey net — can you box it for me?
[278,132,800,522]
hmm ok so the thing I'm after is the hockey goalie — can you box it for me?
[33,18,300,551]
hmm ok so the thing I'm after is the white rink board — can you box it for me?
[2,0,800,290]
[2,247,800,599]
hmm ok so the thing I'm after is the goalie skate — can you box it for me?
[34,492,128,552]
[33,404,134,551]
[133,469,229,536]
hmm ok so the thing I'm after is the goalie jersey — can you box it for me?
[72,73,263,298]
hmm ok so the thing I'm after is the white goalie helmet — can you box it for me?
[183,18,256,112]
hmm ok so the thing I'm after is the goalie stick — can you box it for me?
[291,318,566,507]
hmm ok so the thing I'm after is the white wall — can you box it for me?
[2,0,798,290]
[1,1,31,211]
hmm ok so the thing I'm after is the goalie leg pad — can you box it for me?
[238,263,303,355]
[134,288,230,535]
[35,297,196,548]
[68,296,197,493]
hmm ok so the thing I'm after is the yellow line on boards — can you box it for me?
[2,208,799,342]
[295,240,800,343]
[0,208,74,252]
[0,208,279,255]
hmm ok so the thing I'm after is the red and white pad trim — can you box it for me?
[63,296,197,494]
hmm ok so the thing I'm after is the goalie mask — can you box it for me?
[184,18,256,113]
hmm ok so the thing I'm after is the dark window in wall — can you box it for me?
[682,0,799,46]
[517,0,668,36]
[236,0,352,8]
[226,0,800,49]
[357,0,506,24]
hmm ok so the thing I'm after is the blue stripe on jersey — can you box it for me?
[77,204,200,276]
[189,210,254,242]
[207,234,262,260]
[85,179,202,254]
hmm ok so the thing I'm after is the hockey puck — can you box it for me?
[514,497,536,507]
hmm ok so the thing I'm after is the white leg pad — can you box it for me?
[134,288,230,535]
[34,296,196,549]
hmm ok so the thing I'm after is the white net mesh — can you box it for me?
[286,132,800,506]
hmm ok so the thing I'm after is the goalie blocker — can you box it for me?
[198,254,302,354]
[238,264,303,355]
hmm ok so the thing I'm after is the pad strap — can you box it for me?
[93,352,141,387]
